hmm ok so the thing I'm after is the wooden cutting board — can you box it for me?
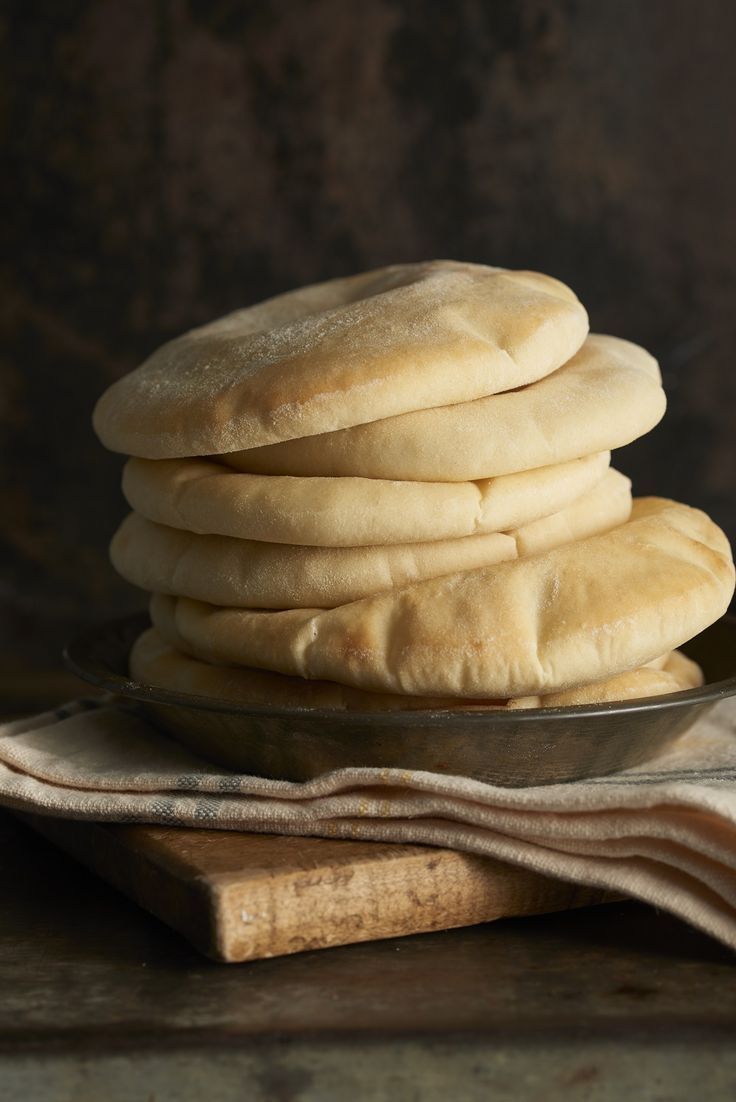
[21,815,613,962]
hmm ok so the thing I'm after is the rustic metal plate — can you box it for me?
[64,613,736,787]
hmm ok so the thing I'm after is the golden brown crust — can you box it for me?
[93,262,587,458]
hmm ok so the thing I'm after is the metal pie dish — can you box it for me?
[64,613,736,787]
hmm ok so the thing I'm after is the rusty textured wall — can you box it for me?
[2,0,735,667]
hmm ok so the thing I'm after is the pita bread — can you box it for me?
[93,262,587,459]
[130,628,507,711]
[130,630,702,712]
[148,499,734,698]
[509,651,703,708]
[508,468,631,557]
[111,470,631,609]
[225,334,665,481]
[121,451,610,548]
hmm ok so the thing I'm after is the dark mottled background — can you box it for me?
[2,0,735,672]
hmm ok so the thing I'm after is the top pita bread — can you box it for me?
[225,334,665,481]
[149,499,734,698]
[92,262,588,458]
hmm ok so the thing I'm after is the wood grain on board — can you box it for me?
[23,815,613,962]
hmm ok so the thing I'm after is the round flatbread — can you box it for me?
[225,334,665,481]
[111,470,631,609]
[93,261,588,459]
[130,629,702,712]
[148,499,734,698]
[121,451,610,548]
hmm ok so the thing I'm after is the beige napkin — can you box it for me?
[2,696,736,949]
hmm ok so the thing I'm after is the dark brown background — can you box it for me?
[2,0,735,670]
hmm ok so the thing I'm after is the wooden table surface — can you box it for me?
[1,683,736,1100]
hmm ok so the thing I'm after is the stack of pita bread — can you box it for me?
[93,262,734,711]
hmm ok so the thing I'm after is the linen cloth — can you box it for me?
[1,696,736,949]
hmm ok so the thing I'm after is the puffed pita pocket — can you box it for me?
[94,261,587,458]
[148,499,734,699]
